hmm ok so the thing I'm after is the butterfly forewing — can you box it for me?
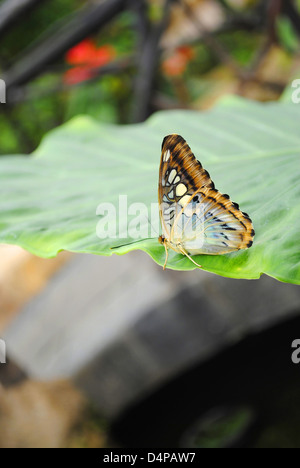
[158,134,255,259]
[158,134,214,242]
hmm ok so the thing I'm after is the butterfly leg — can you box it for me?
[178,246,202,269]
[163,241,169,270]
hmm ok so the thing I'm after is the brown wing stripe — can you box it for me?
[162,134,214,190]
[199,186,255,250]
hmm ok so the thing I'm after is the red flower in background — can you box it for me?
[64,39,116,85]
[66,39,98,65]
[162,46,195,77]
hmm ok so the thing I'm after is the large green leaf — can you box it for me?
[1,97,300,283]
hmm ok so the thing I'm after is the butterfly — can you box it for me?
[158,134,255,270]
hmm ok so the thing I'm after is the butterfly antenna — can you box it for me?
[144,214,159,237]
[111,238,155,250]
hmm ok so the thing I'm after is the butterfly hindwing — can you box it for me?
[158,134,255,262]
[178,187,254,255]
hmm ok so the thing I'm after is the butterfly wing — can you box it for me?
[158,134,255,256]
[158,134,214,241]
[178,187,255,255]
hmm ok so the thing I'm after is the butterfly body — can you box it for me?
[158,134,255,269]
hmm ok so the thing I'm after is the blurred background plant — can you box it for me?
[0,0,300,154]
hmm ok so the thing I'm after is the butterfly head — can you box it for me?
[158,235,165,245]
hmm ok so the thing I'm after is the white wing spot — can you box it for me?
[176,183,187,197]
[168,189,174,199]
[178,194,191,206]
[163,149,171,162]
[174,175,180,184]
[168,169,177,185]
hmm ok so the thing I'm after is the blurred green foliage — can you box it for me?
[220,30,259,66]
[0,0,300,156]
[0,0,84,66]
[189,407,254,448]
[277,16,300,53]
[0,5,136,155]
